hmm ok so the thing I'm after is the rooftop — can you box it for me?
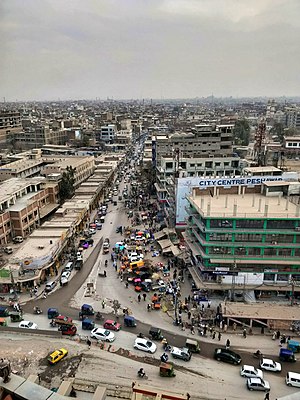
[189,192,300,219]
[0,177,45,204]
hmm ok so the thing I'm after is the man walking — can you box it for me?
[138,294,141,303]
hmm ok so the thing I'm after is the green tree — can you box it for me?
[270,122,285,143]
[233,119,250,146]
[59,166,76,203]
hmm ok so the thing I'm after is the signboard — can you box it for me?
[176,175,285,225]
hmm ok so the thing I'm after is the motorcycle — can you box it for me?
[253,350,263,359]
[33,307,42,315]
[137,371,148,380]
[95,312,103,321]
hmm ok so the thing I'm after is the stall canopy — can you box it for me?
[157,239,173,250]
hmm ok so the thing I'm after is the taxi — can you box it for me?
[47,348,68,364]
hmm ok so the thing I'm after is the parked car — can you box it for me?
[247,377,270,392]
[47,348,68,364]
[90,328,115,342]
[13,236,23,243]
[4,247,13,254]
[134,338,157,354]
[19,321,38,329]
[89,228,96,235]
[214,348,241,365]
[171,346,191,361]
[240,365,263,379]
[103,320,121,331]
[259,358,282,372]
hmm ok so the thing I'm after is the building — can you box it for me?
[0,177,59,245]
[184,179,300,296]
[0,110,22,144]
[153,125,241,228]
[99,124,116,142]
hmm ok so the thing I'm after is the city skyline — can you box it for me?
[1,0,300,101]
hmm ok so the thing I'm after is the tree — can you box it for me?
[59,166,76,203]
[233,119,250,146]
[270,122,285,143]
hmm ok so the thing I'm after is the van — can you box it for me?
[4,247,13,254]
[286,372,300,387]
[13,236,23,243]
[45,281,57,292]
[63,262,73,272]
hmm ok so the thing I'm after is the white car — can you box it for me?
[240,365,263,379]
[90,328,115,342]
[61,271,71,279]
[129,253,144,263]
[259,358,282,372]
[134,338,157,354]
[19,321,38,329]
[89,228,96,235]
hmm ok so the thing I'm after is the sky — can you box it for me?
[1,0,300,101]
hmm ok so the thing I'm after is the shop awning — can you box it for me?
[157,238,173,249]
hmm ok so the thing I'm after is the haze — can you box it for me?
[1,0,300,101]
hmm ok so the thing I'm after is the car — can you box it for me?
[19,321,38,329]
[129,252,144,262]
[90,328,115,342]
[240,365,263,379]
[247,377,270,392]
[47,348,68,364]
[13,236,23,243]
[61,271,71,280]
[259,358,282,372]
[103,320,121,331]
[214,348,241,365]
[171,346,191,361]
[89,228,96,235]
[134,338,157,354]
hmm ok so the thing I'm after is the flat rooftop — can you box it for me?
[243,166,282,174]
[189,193,300,219]
[222,302,300,321]
[0,177,45,204]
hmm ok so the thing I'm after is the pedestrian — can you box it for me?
[233,322,237,331]
[243,328,247,338]
[212,331,216,340]
[147,303,151,312]
[264,392,270,400]
[191,325,195,335]
[203,325,207,336]
[226,339,230,349]
[86,338,91,349]
[261,326,265,335]
[224,324,228,333]
[37,373,41,383]
[142,293,146,301]
[276,330,281,340]
[218,332,222,341]
[187,311,191,320]
[272,332,276,340]
[102,300,106,309]
[201,304,204,311]
[138,294,141,303]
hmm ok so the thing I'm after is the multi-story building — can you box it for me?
[184,180,300,293]
[14,123,67,149]
[99,124,116,142]
[153,124,241,228]
[0,177,59,244]
[0,110,22,144]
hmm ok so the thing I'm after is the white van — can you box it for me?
[286,372,300,387]
[45,281,57,292]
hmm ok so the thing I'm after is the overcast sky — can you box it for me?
[1,0,300,101]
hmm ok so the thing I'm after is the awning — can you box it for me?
[157,238,173,249]
[154,183,166,192]
[154,230,168,240]
[170,245,180,257]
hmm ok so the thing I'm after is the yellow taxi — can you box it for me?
[47,348,68,365]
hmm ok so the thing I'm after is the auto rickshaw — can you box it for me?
[287,339,300,353]
[82,318,95,330]
[159,362,176,377]
[59,324,77,336]
[48,308,59,320]
[10,311,23,323]
[185,338,200,353]
[279,348,296,362]
[124,315,137,327]
[0,318,7,327]
[79,304,94,320]
[149,326,164,341]
[0,307,9,317]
